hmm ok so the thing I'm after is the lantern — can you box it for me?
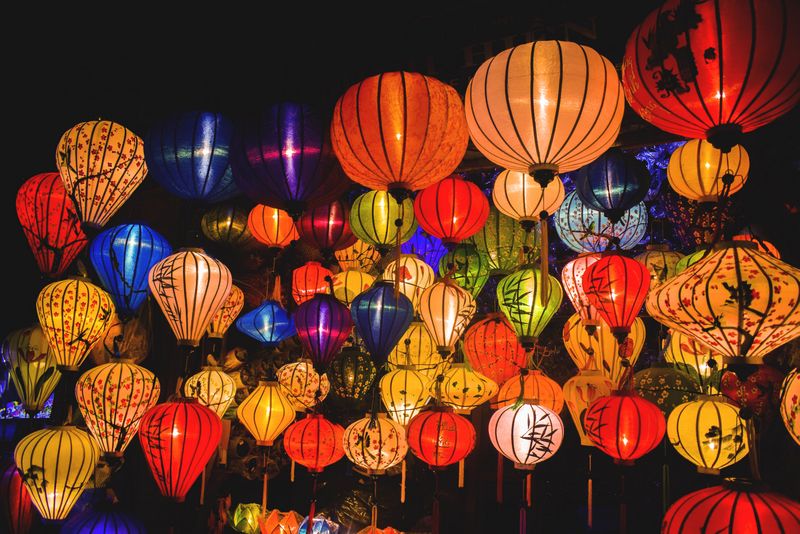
[230,503,262,534]
[496,267,562,350]
[36,278,115,370]
[563,364,614,446]
[331,71,469,193]
[207,284,245,339]
[780,369,800,445]
[462,314,526,386]
[277,360,330,412]
[284,413,345,472]
[489,403,564,469]
[299,516,337,534]
[14,426,99,519]
[381,254,435,309]
[329,347,376,400]
[561,253,603,328]
[350,191,417,248]
[380,367,431,426]
[146,111,239,203]
[401,227,448,270]
[294,294,352,370]
[634,244,684,288]
[468,206,533,275]
[236,300,296,348]
[2,325,61,414]
[232,102,350,215]
[438,244,490,299]
[184,366,237,418]
[297,200,357,255]
[437,363,498,414]
[61,505,147,534]
[575,149,651,224]
[662,479,800,534]
[343,413,408,474]
[495,370,564,412]
[667,395,749,474]
[622,0,800,150]
[647,242,800,364]
[259,509,304,534]
[201,204,253,246]
[332,270,375,307]
[292,261,333,305]
[584,390,665,464]
[407,407,476,467]
[419,280,477,356]
[492,170,566,226]
[336,239,381,272]
[56,120,147,229]
[633,365,703,415]
[90,223,172,317]
[664,330,725,394]
[720,365,785,418]
[0,463,33,534]
[664,190,736,249]
[351,282,414,364]
[139,398,222,501]
[582,254,650,343]
[733,232,781,259]
[388,322,448,379]
[237,382,296,446]
[466,41,624,185]
[667,140,749,202]
[674,248,707,275]
[554,191,648,253]
[413,175,489,243]
[75,359,160,456]
[16,172,87,278]
[248,205,299,249]
[149,249,232,346]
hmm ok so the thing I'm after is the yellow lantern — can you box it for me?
[236,381,296,446]
[780,369,800,446]
[75,358,160,456]
[343,413,408,474]
[207,284,245,339]
[382,254,435,309]
[201,204,253,246]
[667,139,749,202]
[563,360,614,446]
[332,270,375,307]
[14,426,99,520]
[419,280,477,356]
[495,370,564,413]
[562,313,646,388]
[492,170,566,226]
[184,366,237,418]
[335,239,382,273]
[437,363,498,414]
[664,330,725,394]
[634,245,685,288]
[276,360,330,412]
[387,321,449,379]
[380,366,431,426]
[36,277,115,371]
[350,190,417,248]
[1,325,61,414]
[667,395,749,474]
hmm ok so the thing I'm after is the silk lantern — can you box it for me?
[329,347,376,401]
[463,314,526,386]
[555,191,648,253]
[236,300,296,348]
[664,330,724,394]
[667,140,749,202]
[0,462,33,534]
[733,232,781,259]
[497,267,563,350]
[622,0,800,150]
[230,503,263,534]
[561,253,603,329]
[380,367,431,426]
[401,227,448,270]
[468,206,533,275]
[146,111,239,203]
[413,175,489,243]
[350,191,417,248]
[2,325,61,414]
[563,361,614,446]
[277,360,330,412]
[184,366,237,418]
[495,370,564,412]
[139,398,222,501]
[407,407,476,467]
[331,71,468,194]
[237,382,296,446]
[284,414,345,472]
[437,364,498,414]
[36,278,115,370]
[351,282,414,364]
[292,261,332,305]
[201,204,253,246]
[56,120,147,229]
[14,426,99,520]
[647,242,800,364]
[248,205,299,249]
[16,172,87,278]
[297,200,357,255]
[575,149,651,223]
[634,244,684,288]
[60,505,146,534]
[207,285,245,340]
[75,359,160,456]
[489,403,564,469]
[294,294,352,370]
[419,280,477,356]
[90,223,172,317]
[343,413,408,474]
[336,239,381,272]
[491,170,566,227]
[232,102,350,215]
[332,270,375,307]
[382,254,435,309]
[438,244,491,299]
[780,369,800,445]
[388,321,447,379]
[674,248,708,275]
[584,390,665,464]
[633,364,703,415]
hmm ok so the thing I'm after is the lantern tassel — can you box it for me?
[587,452,593,529]
[291,460,296,483]
[200,464,206,506]
[219,419,231,465]
[525,473,532,509]
[458,458,465,489]
[497,451,504,504]
[519,505,527,534]
[262,448,269,512]
[746,417,761,482]
[401,459,406,503]
[371,475,379,529]
[307,473,318,532]
[432,471,440,534]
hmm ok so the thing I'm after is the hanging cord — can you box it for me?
[261,447,270,517]
[519,473,530,534]
[307,473,319,531]
[496,451,504,504]
[742,408,761,481]
[700,173,735,260]
[371,475,379,529]
[394,210,404,300]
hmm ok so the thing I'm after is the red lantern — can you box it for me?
[413,175,490,244]
[138,398,222,502]
[297,200,357,256]
[292,261,333,305]
[16,172,87,278]
[463,314,526,386]
[283,413,345,473]
[0,462,32,534]
[406,407,476,468]
[622,0,800,150]
[584,390,665,464]
[582,254,650,343]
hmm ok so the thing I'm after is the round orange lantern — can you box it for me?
[495,370,564,412]
[248,205,299,249]
[667,140,749,202]
[462,314,526,386]
[283,413,345,472]
[292,261,332,305]
[413,175,489,244]
[406,407,476,468]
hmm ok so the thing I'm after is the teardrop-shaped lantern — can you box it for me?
[277,359,330,412]
[294,294,352,370]
[381,254,435,310]
[329,347,376,401]
[563,364,614,446]
[380,367,431,426]
[560,253,602,328]
[292,261,333,305]
[237,381,296,446]
[495,370,564,412]
[554,191,648,253]
[419,280,477,356]
[2,325,61,414]
[207,285,245,340]
[664,330,725,394]
[297,200,356,256]
[468,206,532,275]
[407,407,476,468]
[437,363,498,414]
[201,204,253,246]
[634,245,684,289]
[248,205,299,249]
[387,322,448,379]
[184,366,237,418]
[489,403,564,469]
[400,227,448,270]
[284,414,345,472]
[350,191,417,248]
[413,175,489,244]
[332,270,375,307]
[351,282,414,364]
[438,244,491,299]
[335,239,382,272]
[343,413,408,474]
[667,140,749,202]
[575,149,651,224]
[497,267,563,350]
[462,314,526,386]
[236,300,296,348]
[492,170,566,225]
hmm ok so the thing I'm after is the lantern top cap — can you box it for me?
[721,477,768,493]
[200,365,224,371]
[259,380,280,387]
[177,247,206,254]
[173,397,199,404]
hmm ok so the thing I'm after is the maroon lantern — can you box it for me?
[297,200,357,258]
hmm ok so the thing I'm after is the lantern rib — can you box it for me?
[682,30,716,128]
[544,40,573,165]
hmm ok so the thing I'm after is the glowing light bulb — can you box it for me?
[621,435,629,447]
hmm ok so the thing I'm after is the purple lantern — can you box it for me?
[294,294,353,371]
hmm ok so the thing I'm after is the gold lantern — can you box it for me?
[437,363,498,414]
[634,245,685,288]
[667,139,749,202]
[207,284,245,339]
[380,367,431,426]
[335,239,382,273]
[201,204,253,246]
[343,413,408,475]
[236,381,296,446]
[563,360,614,446]
[184,366,237,418]
[492,170,566,225]
[418,280,477,356]
[495,370,564,412]
[277,360,330,412]
[664,330,725,394]
[382,254,435,310]
[332,270,375,307]
[14,426,99,520]
[2,325,61,414]
[36,277,115,371]
[780,369,800,446]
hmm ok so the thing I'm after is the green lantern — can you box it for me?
[496,266,563,350]
[675,248,708,274]
[469,206,537,274]
[350,190,417,249]
[438,243,491,298]
[229,503,261,534]
[633,363,703,416]
[329,346,377,400]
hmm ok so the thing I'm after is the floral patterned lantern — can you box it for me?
[381,254,435,310]
[380,367,431,427]
[780,369,800,446]
[2,325,61,414]
[207,285,245,340]
[329,347,376,401]
[277,360,330,412]
[554,191,647,253]
[561,253,603,329]
[633,364,703,416]
[343,413,408,474]
[462,314,526,386]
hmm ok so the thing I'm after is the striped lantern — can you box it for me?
[489,403,564,470]
[236,300,296,348]
[200,204,253,246]
[351,282,414,365]
[561,253,603,328]
[495,370,564,412]
[1,325,61,414]
[184,366,237,418]
[248,205,299,249]
[297,200,357,255]
[332,270,375,307]
[406,407,476,468]
[206,285,245,340]
[349,191,417,248]
[387,321,448,379]
[381,254,435,310]
[419,280,477,356]
[283,414,345,473]
[294,294,352,370]
[468,206,532,275]
[413,175,489,244]
[492,170,566,224]
[634,245,684,289]
[277,360,330,412]
[0,462,33,534]
[237,381,296,446]
[380,367,432,427]
[401,227,448,270]
[554,191,648,253]
[292,261,332,305]
[667,140,749,202]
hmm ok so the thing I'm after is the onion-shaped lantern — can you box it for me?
[16,172,87,278]
[561,253,603,328]
[297,200,357,256]
[342,413,408,474]
[284,414,345,472]
[492,170,566,226]
[489,403,564,469]
[575,149,651,224]
[350,191,417,248]
[413,175,489,243]
[667,140,749,202]
[437,363,498,414]
[463,314,526,386]
[2,325,61,414]
[380,367,431,426]
[468,206,533,275]
[0,462,33,534]
[332,270,375,307]
[236,300,296,348]
[401,227,448,270]
[780,369,800,445]
[207,285,245,340]
[236,381,295,446]
[336,239,381,272]
[329,347,376,401]
[184,366,237,418]
[406,407,476,468]
[248,205,299,249]
[554,191,648,253]
[381,254,435,309]
[419,280,477,356]
[733,232,781,259]
[438,244,491,299]
[634,245,684,289]
[277,360,330,412]
[495,370,564,412]
[388,322,447,379]
[294,294,352,370]
[496,267,562,350]
[292,261,332,305]
[351,282,414,364]
[633,364,703,415]
[664,330,725,394]
[563,362,614,446]
[201,204,253,246]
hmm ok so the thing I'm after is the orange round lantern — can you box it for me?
[462,314,526,387]
[248,205,299,249]
[292,261,332,305]
[667,140,749,202]
[406,407,476,468]
[495,370,564,412]
[283,413,345,473]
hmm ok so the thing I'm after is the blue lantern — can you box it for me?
[146,111,239,203]
[575,149,651,224]
[298,516,336,534]
[235,300,296,348]
[60,505,145,534]
[554,191,647,253]
[90,224,172,317]
[401,226,448,269]
[351,282,414,364]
